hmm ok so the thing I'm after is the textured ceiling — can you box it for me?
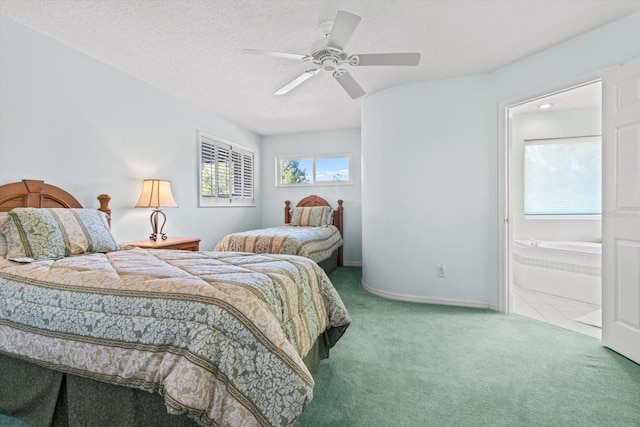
[1,0,639,135]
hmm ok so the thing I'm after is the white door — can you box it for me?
[602,56,640,365]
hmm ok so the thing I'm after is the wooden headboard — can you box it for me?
[0,179,112,226]
[284,195,344,265]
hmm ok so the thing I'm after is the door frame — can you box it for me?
[497,69,612,314]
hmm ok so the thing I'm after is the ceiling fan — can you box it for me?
[242,10,420,99]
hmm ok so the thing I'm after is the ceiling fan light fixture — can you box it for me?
[242,9,421,98]
[322,58,338,71]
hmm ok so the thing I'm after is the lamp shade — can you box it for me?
[135,179,178,209]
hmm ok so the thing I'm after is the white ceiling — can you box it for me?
[1,0,639,135]
[510,80,603,114]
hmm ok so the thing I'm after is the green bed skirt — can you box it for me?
[317,249,339,275]
[0,335,328,426]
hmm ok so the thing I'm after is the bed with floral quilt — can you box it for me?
[214,196,344,274]
[0,180,351,427]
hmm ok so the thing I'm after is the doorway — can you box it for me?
[504,80,603,339]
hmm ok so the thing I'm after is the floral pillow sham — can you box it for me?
[289,206,332,227]
[0,208,118,262]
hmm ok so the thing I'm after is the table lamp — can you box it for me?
[135,179,178,241]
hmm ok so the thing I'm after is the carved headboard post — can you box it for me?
[97,194,112,228]
[284,200,292,224]
[335,200,344,266]
[334,199,344,232]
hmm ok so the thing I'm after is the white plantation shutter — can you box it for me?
[231,150,242,200]
[199,132,255,206]
[217,144,230,199]
[243,153,253,200]
[229,149,254,203]
[201,141,215,197]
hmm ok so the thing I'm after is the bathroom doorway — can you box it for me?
[505,80,603,339]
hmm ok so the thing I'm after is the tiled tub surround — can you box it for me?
[513,239,601,305]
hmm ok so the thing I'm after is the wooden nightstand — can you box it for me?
[125,237,201,251]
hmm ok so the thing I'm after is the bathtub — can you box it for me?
[512,239,601,305]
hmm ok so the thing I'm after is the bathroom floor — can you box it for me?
[511,284,601,339]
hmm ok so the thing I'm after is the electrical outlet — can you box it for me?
[438,263,446,278]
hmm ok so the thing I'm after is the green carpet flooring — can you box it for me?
[296,267,640,427]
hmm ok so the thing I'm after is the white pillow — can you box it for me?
[0,213,8,257]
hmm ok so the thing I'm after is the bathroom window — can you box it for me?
[524,135,601,215]
[199,131,255,207]
[276,153,352,187]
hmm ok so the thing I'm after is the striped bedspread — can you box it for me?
[0,248,351,427]
[214,225,343,263]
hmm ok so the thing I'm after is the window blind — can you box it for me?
[524,136,601,215]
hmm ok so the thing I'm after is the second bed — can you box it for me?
[214,195,344,273]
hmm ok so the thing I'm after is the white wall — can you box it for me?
[511,108,602,242]
[0,18,262,251]
[362,75,492,306]
[362,12,640,308]
[261,129,362,265]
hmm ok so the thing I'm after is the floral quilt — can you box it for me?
[214,225,343,263]
[0,248,351,427]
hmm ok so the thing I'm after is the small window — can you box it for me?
[199,131,255,207]
[524,136,601,216]
[276,154,352,187]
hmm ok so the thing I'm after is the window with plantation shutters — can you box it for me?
[199,132,255,207]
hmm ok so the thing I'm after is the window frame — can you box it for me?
[523,135,601,218]
[199,131,255,207]
[275,153,353,187]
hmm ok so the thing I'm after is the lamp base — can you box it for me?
[149,209,168,241]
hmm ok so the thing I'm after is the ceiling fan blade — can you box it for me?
[326,10,361,51]
[333,69,365,99]
[352,53,421,66]
[241,49,306,61]
[274,69,320,95]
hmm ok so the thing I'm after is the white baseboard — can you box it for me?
[342,261,362,267]
[361,279,498,311]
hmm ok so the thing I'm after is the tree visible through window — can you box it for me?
[282,159,311,184]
